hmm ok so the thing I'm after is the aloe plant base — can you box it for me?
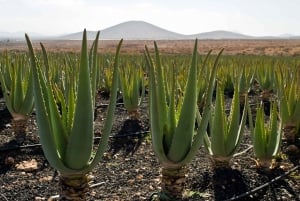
[59,174,93,201]
[128,109,140,120]
[12,116,28,145]
[255,158,278,170]
[160,166,187,200]
[210,156,232,169]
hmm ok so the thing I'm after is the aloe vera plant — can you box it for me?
[255,64,276,101]
[250,103,282,169]
[238,66,255,105]
[145,40,222,199]
[276,68,300,143]
[119,61,145,119]
[101,63,113,94]
[26,30,122,200]
[218,64,235,97]
[0,52,34,144]
[197,50,212,110]
[203,82,248,168]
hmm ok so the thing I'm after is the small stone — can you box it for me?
[285,145,300,155]
[39,176,53,182]
[15,159,38,172]
[4,156,15,165]
[34,197,46,200]
[136,174,143,180]
[153,178,160,183]
[127,179,135,184]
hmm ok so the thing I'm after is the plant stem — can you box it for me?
[160,166,187,200]
[59,174,93,201]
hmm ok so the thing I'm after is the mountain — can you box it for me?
[61,21,185,40]
[2,21,300,40]
[290,36,300,39]
[277,33,300,39]
[62,21,300,40]
[60,21,260,40]
[188,30,253,40]
[279,33,295,38]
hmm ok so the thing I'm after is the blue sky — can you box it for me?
[1,0,300,36]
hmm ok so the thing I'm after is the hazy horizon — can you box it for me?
[1,0,300,37]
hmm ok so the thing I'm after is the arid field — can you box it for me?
[1,37,300,200]
[1,39,300,56]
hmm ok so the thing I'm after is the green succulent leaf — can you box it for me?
[253,103,282,160]
[65,30,94,169]
[167,40,198,162]
[210,83,226,156]
[145,45,169,163]
[87,38,123,171]
[26,33,73,174]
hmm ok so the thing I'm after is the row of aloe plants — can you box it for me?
[0,31,299,200]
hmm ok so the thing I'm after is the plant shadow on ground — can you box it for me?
[0,106,10,131]
[109,118,149,156]
[212,167,249,201]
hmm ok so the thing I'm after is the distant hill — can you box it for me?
[289,36,300,39]
[61,21,185,40]
[61,25,254,40]
[60,21,300,40]
[2,21,300,40]
[188,30,253,40]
